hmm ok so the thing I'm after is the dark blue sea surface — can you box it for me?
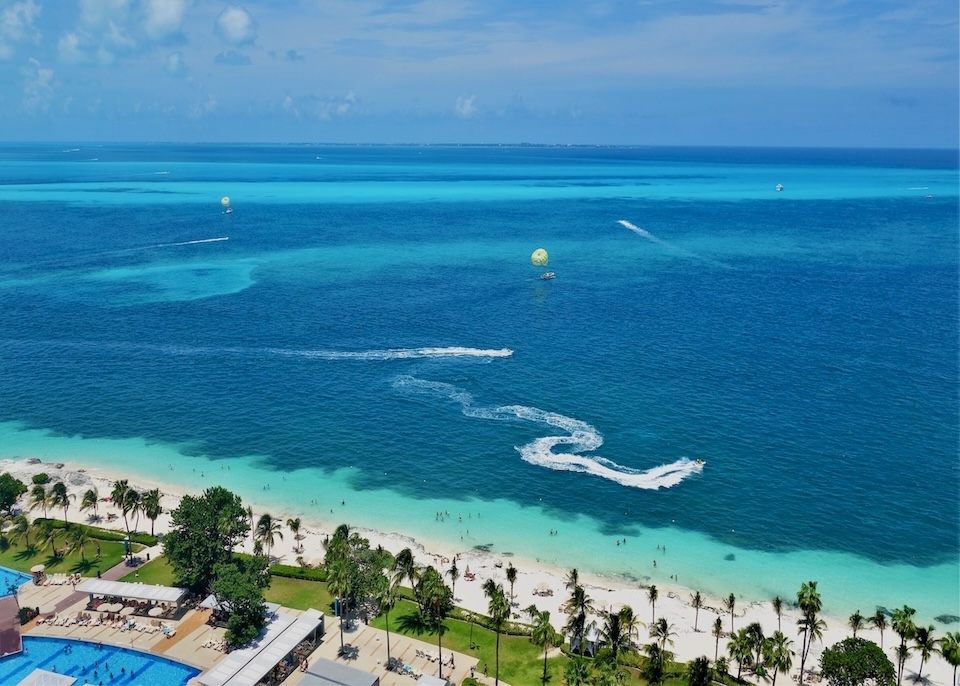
[1,144,957,612]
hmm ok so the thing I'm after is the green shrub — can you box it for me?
[17,607,39,625]
[270,563,327,582]
[33,519,158,546]
[31,474,49,485]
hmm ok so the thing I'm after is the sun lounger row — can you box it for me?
[37,612,104,627]
[202,638,228,651]
[43,573,81,586]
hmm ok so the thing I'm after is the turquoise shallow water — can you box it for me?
[0,144,957,624]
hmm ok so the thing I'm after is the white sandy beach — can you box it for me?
[1,457,953,686]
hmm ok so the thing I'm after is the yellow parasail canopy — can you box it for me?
[530,248,548,267]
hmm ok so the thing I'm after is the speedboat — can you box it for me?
[540,272,555,280]
[775,183,784,192]
[223,207,234,214]
[694,459,705,466]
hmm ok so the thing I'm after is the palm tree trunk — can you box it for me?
[542,644,548,683]
[495,630,501,686]
[437,631,443,680]
[385,610,392,664]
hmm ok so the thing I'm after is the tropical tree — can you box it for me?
[891,605,916,684]
[420,567,453,680]
[0,473,26,513]
[764,630,794,686]
[254,513,283,559]
[600,608,632,665]
[483,579,510,686]
[912,625,937,680]
[565,567,579,591]
[67,527,94,563]
[49,482,74,526]
[870,609,888,649]
[713,616,724,661]
[688,656,711,686]
[797,580,825,684]
[820,637,895,686]
[745,621,765,668]
[245,505,254,546]
[643,642,668,686]
[651,617,676,652]
[9,514,33,549]
[528,605,560,683]
[505,562,518,605]
[565,655,590,686]
[728,628,754,680]
[618,605,640,646]
[393,548,418,605]
[648,584,659,623]
[692,591,703,632]
[849,610,865,639]
[446,558,460,599]
[79,487,99,521]
[725,593,736,633]
[327,557,352,652]
[110,479,129,529]
[29,484,49,518]
[939,631,960,686]
[563,583,595,656]
[772,595,783,632]
[142,488,162,537]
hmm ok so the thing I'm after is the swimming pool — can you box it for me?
[0,636,200,685]
[0,566,31,596]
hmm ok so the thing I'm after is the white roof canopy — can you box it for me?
[75,579,188,604]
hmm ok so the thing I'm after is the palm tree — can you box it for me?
[110,479,129,531]
[562,583,595,656]
[505,562,518,606]
[687,656,711,686]
[913,625,937,680]
[79,488,99,521]
[67,527,94,563]
[939,631,960,686]
[528,606,559,682]
[763,630,794,686]
[618,605,640,647]
[745,621,765,668]
[796,580,824,684]
[245,506,254,546]
[420,567,453,680]
[849,610,865,638]
[643,641,667,686]
[49,482,74,526]
[772,595,783,632]
[870,609,888,649]
[29,484,49,518]
[648,584,659,623]
[393,548,418,601]
[142,488,162,537]
[446,559,459,599]
[255,513,283,559]
[565,567,579,591]
[691,591,703,632]
[724,593,736,633]
[651,617,676,651]
[9,514,33,549]
[727,628,753,680]
[286,517,302,552]
[483,579,510,686]
[327,557,352,652]
[564,656,590,686]
[892,605,917,684]
[712,616,724,661]
[600,609,631,665]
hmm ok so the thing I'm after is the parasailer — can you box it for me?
[530,248,554,279]
[220,196,233,214]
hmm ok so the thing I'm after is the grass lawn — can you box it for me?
[263,575,335,613]
[119,556,177,585]
[0,537,131,577]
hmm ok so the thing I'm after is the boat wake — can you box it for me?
[148,237,229,249]
[268,346,513,361]
[393,375,703,490]
[618,219,728,268]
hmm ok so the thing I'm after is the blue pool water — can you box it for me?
[0,637,200,685]
[0,567,31,597]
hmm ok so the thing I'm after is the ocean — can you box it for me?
[1,143,957,624]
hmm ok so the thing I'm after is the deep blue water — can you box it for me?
[1,144,957,599]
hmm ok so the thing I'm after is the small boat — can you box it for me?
[694,459,705,466]
[223,207,234,214]
[775,183,784,192]
[540,272,555,280]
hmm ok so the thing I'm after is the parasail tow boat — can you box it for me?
[540,272,555,280]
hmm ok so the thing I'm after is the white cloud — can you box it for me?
[455,95,475,118]
[216,6,256,45]
[190,93,217,119]
[21,56,54,111]
[57,0,136,65]
[165,51,188,77]
[0,0,41,60]
[282,93,357,120]
[57,32,83,63]
[144,0,189,40]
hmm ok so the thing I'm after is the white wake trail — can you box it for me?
[270,346,513,361]
[617,219,668,245]
[393,375,703,490]
[150,237,229,248]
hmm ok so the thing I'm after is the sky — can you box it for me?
[0,0,957,147]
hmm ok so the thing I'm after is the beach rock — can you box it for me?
[26,458,41,465]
